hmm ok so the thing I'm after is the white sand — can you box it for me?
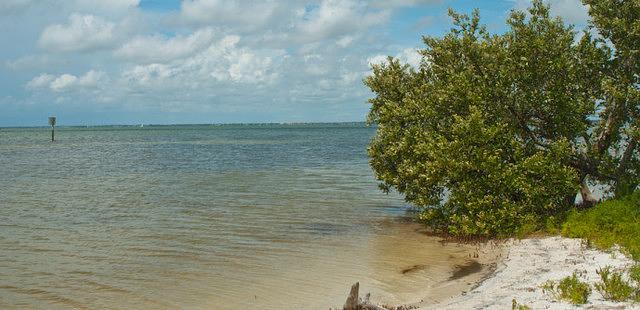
[423,237,639,309]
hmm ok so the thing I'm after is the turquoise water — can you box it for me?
[0,124,478,309]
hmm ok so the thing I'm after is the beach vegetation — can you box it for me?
[511,299,531,310]
[542,272,591,304]
[562,191,640,260]
[630,264,640,284]
[365,0,640,237]
[595,266,635,302]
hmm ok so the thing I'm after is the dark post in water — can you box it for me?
[48,116,56,142]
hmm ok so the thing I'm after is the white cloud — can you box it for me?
[8,0,433,123]
[511,0,590,25]
[115,28,215,63]
[27,70,107,92]
[122,64,174,85]
[304,54,329,76]
[50,74,78,92]
[367,48,421,68]
[336,36,354,48]
[122,35,282,87]
[228,51,275,83]
[341,71,361,84]
[38,14,116,52]
[367,54,389,67]
[77,70,106,87]
[297,0,389,41]
[190,35,282,84]
[26,73,55,89]
[397,48,421,68]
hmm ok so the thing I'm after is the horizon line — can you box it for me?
[0,121,371,129]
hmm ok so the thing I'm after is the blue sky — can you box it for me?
[0,0,589,126]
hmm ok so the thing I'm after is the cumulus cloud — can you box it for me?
[122,34,282,88]
[510,0,590,25]
[336,36,354,48]
[27,70,107,92]
[228,51,275,83]
[115,28,215,63]
[297,0,389,41]
[122,64,174,85]
[26,73,55,89]
[76,70,106,87]
[176,0,397,44]
[367,54,388,67]
[8,0,439,124]
[397,48,421,68]
[38,14,116,52]
[50,74,78,92]
[368,48,421,68]
[303,54,329,76]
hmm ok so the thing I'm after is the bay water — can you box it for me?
[0,124,480,309]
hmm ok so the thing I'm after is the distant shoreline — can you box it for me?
[0,121,371,130]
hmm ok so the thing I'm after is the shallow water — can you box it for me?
[0,124,480,309]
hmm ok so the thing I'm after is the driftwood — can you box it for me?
[343,282,359,310]
[342,282,390,310]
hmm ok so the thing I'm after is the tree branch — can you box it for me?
[615,135,637,178]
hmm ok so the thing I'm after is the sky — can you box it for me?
[0,0,590,126]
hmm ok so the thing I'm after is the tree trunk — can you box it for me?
[614,136,637,197]
[579,180,598,208]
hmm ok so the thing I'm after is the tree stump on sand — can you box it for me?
[344,282,359,310]
[342,282,389,310]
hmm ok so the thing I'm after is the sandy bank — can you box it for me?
[422,236,639,309]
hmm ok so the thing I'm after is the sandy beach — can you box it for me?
[421,236,639,309]
[345,236,638,309]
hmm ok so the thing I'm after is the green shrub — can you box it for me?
[630,264,640,284]
[511,299,532,310]
[562,192,640,260]
[627,264,640,302]
[542,272,591,304]
[595,266,634,301]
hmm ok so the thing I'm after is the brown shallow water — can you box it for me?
[0,124,498,309]
[195,221,495,309]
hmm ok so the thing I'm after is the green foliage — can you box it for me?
[630,264,640,284]
[542,272,591,304]
[562,192,640,260]
[595,266,635,302]
[511,299,531,310]
[581,0,640,198]
[365,0,640,236]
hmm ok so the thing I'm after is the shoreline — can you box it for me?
[349,236,638,309]
[424,236,638,309]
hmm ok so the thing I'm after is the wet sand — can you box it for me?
[361,223,504,309]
